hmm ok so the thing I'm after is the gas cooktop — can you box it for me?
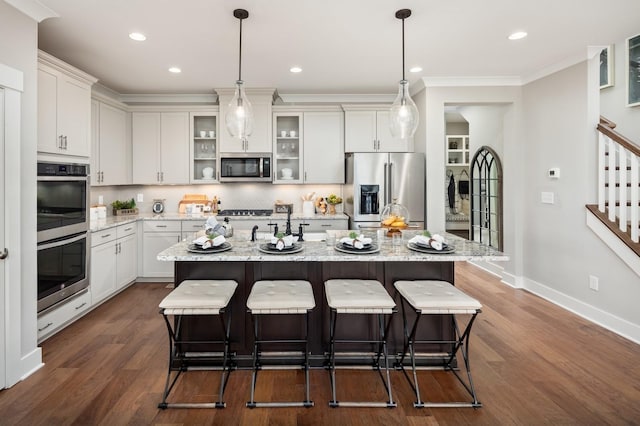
[217,209,273,216]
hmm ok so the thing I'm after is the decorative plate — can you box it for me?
[334,243,380,254]
[258,243,304,254]
[187,242,232,254]
[407,242,455,254]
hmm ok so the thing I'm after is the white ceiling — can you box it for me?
[36,0,640,96]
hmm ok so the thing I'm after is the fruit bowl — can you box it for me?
[380,199,409,236]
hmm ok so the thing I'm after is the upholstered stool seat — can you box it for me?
[394,280,482,408]
[246,280,315,408]
[324,279,397,408]
[158,279,237,409]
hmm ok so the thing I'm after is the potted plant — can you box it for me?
[326,194,342,215]
[111,198,138,216]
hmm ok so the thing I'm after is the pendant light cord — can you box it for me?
[401,17,405,81]
[238,16,243,81]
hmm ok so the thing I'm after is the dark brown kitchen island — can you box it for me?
[158,232,508,366]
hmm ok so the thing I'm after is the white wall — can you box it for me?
[600,35,640,142]
[0,1,41,385]
[522,59,640,339]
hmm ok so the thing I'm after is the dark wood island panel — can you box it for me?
[173,260,455,365]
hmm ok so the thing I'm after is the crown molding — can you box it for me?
[277,93,395,104]
[119,93,217,105]
[418,76,522,89]
[0,62,23,92]
[37,50,98,85]
[521,48,596,85]
[4,0,57,22]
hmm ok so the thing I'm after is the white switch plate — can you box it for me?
[98,195,104,205]
[137,193,144,202]
[541,192,555,204]
[589,275,599,291]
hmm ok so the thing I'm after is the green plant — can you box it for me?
[111,198,136,210]
[422,230,432,238]
[326,194,342,205]
[275,232,285,239]
[349,231,359,239]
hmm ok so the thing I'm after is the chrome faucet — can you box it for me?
[251,225,259,242]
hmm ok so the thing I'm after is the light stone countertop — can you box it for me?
[90,212,348,233]
[157,230,509,263]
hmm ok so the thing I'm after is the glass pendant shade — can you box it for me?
[389,80,419,140]
[225,80,254,139]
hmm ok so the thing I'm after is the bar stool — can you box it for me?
[157,279,238,409]
[394,280,482,408]
[324,279,397,408]
[246,280,315,408]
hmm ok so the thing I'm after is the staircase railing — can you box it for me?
[597,117,640,243]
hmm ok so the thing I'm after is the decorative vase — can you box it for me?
[328,204,337,215]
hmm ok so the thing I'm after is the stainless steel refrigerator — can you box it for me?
[344,152,425,229]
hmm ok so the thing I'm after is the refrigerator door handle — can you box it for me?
[388,162,393,204]
[383,162,389,205]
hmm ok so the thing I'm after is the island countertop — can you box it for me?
[157,231,509,263]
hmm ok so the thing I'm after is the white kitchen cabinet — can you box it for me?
[291,218,349,232]
[90,229,117,304]
[91,99,130,185]
[90,223,137,305]
[37,289,91,342]
[344,107,411,153]
[302,111,344,184]
[142,220,182,278]
[190,112,219,183]
[132,112,189,184]
[446,135,470,166]
[273,113,303,183]
[272,108,344,185]
[115,225,137,289]
[217,88,274,153]
[37,51,97,159]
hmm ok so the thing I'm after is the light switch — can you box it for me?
[541,192,555,204]
[98,195,104,205]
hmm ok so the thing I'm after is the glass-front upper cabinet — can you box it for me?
[273,113,303,184]
[190,112,218,183]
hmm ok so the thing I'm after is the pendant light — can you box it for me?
[225,9,254,139]
[389,9,419,140]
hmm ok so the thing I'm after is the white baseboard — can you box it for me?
[523,276,640,345]
[6,347,44,388]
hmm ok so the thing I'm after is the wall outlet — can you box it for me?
[98,195,104,205]
[137,193,144,203]
[541,191,555,204]
[589,275,599,291]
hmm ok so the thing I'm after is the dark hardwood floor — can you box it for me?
[2,263,640,425]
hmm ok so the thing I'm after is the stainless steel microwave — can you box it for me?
[219,153,272,182]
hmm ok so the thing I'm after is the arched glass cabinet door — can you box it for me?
[470,146,503,250]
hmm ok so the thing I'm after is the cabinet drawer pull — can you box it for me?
[156,225,167,228]
[39,322,53,332]
[124,227,133,232]
[321,224,332,227]
[101,233,112,238]
[75,302,87,310]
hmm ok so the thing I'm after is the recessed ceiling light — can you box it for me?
[168,67,181,74]
[129,32,146,41]
[409,66,423,73]
[508,31,527,40]
[290,66,302,73]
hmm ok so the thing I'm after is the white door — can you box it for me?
[0,87,6,388]
[303,111,344,184]
[116,233,137,289]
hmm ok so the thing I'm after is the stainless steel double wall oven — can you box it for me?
[37,162,90,313]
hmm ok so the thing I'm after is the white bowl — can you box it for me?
[281,168,293,178]
[202,167,214,179]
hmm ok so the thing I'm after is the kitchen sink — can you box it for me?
[254,232,327,242]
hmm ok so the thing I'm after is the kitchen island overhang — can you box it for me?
[157,233,508,366]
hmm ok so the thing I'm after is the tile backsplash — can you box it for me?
[91,183,344,216]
